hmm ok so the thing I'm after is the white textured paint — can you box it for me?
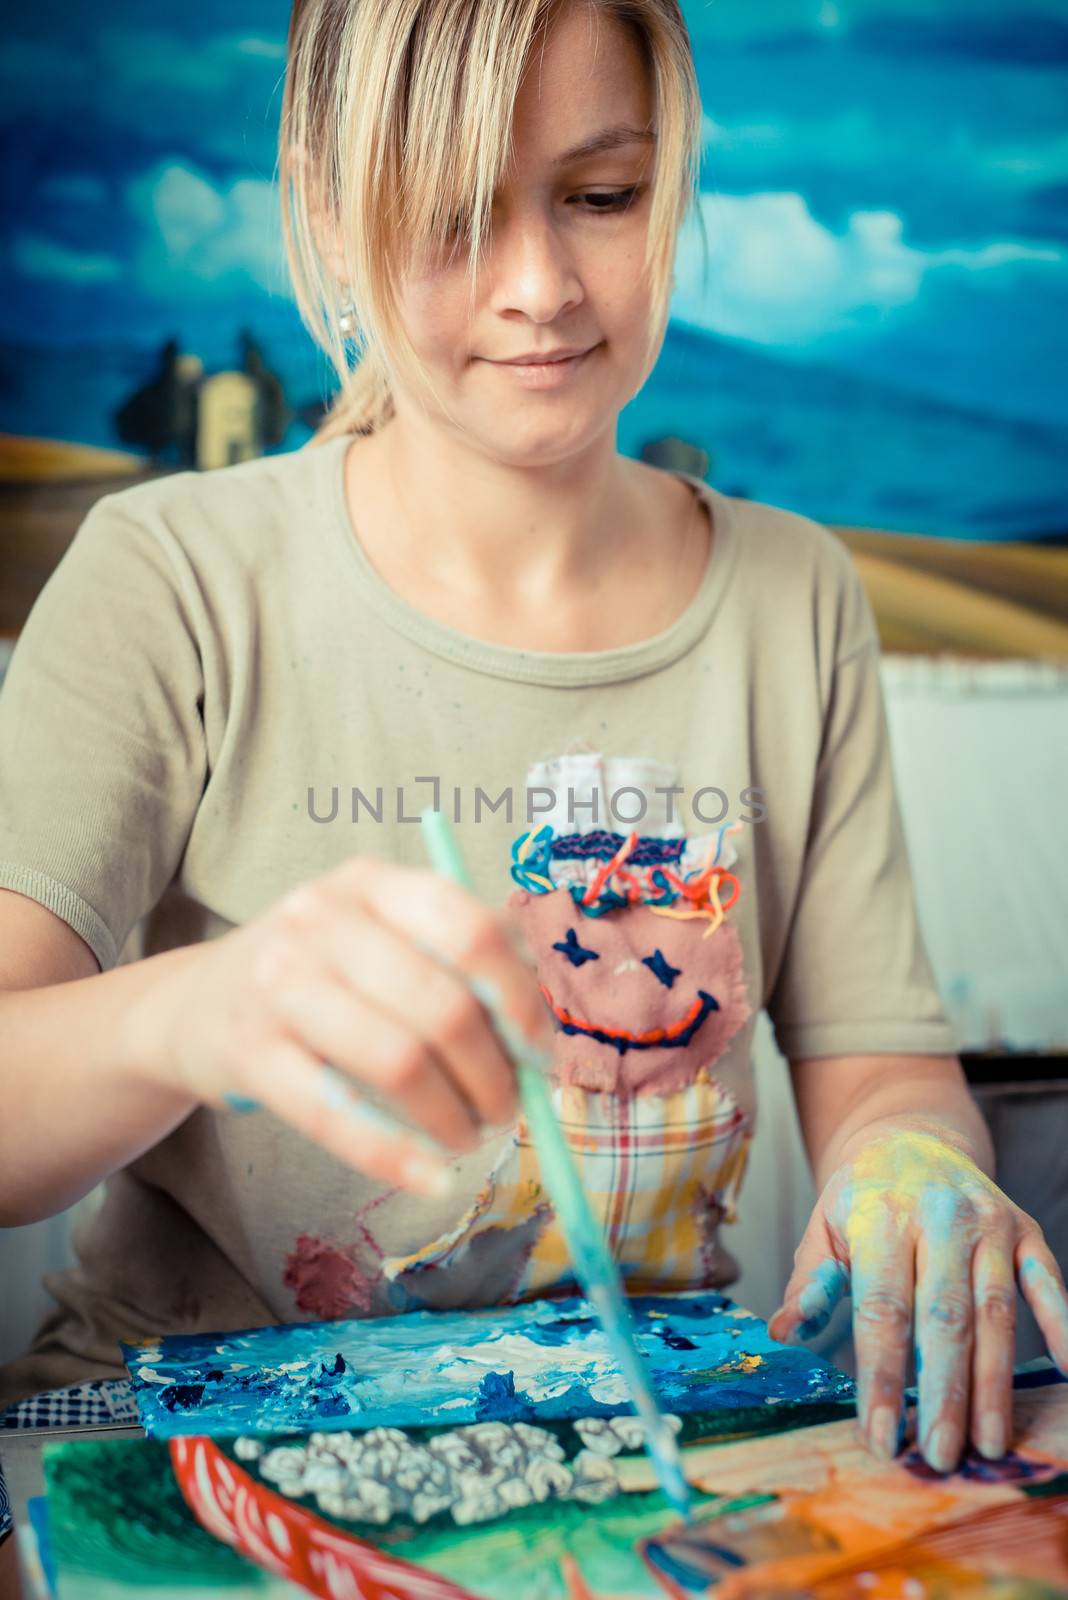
[434,1332,630,1406]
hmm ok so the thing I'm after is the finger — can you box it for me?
[767,1212,850,1344]
[246,1044,456,1199]
[273,872,524,1129]
[269,966,482,1153]
[1017,1234,1068,1375]
[346,857,555,1054]
[849,1228,914,1462]
[970,1225,1017,1460]
[914,1197,976,1474]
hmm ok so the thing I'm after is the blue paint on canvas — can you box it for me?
[122,1291,855,1440]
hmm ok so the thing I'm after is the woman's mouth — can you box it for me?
[481,343,600,388]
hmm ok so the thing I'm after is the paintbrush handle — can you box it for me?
[516,1060,690,1508]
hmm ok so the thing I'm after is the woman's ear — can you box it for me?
[285,141,349,286]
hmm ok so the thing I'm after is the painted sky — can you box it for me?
[3,0,1066,533]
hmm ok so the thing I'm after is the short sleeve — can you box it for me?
[765,559,960,1061]
[0,491,208,971]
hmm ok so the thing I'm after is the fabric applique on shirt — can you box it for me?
[380,750,755,1311]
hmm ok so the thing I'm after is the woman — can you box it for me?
[1,0,1066,1556]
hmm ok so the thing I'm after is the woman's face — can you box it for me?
[390,0,660,466]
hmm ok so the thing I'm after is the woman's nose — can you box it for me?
[487,209,584,322]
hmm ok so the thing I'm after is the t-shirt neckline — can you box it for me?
[319,431,739,688]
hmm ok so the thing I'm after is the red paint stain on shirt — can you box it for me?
[283,1234,380,1319]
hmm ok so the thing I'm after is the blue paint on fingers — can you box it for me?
[223,1093,262,1114]
[794,1258,851,1341]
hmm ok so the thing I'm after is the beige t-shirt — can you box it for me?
[0,435,958,1405]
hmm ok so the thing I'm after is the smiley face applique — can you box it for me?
[508,831,751,1096]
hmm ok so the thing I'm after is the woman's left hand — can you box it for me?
[767,1124,1068,1473]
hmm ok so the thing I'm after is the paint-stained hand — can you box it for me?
[141,856,555,1197]
[767,1126,1068,1474]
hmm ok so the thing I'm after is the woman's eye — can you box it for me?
[433,207,469,246]
[576,186,643,214]
[429,214,470,260]
[435,186,644,254]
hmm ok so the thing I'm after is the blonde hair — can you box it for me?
[279,0,705,444]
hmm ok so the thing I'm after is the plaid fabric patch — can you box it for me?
[383,1073,751,1301]
[0,1379,137,1541]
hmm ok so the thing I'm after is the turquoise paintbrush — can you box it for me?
[419,806,693,1521]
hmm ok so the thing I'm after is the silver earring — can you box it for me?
[336,284,357,335]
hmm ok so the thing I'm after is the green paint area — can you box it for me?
[42,1439,257,1590]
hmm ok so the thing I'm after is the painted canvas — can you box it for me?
[3,2,1065,654]
[122,1292,855,1441]
[40,1379,1068,1598]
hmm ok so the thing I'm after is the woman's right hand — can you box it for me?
[140,857,555,1196]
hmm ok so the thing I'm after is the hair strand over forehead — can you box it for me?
[279,0,706,442]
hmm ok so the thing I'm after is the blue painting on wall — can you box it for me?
[2,0,1066,539]
[121,1292,855,1440]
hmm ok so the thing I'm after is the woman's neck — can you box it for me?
[340,417,711,653]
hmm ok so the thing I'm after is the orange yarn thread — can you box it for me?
[575,826,741,934]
